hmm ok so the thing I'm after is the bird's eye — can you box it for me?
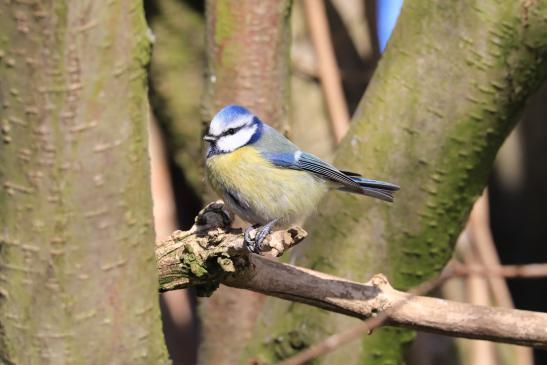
[227,128,235,135]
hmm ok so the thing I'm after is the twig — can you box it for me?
[468,192,514,307]
[277,270,453,365]
[468,192,533,365]
[226,257,547,349]
[277,257,547,365]
[462,234,496,365]
[450,261,547,279]
[303,0,350,142]
[156,201,308,293]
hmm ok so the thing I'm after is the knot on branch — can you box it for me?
[156,201,307,295]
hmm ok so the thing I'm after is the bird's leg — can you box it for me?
[255,219,278,250]
[244,225,259,252]
[244,219,278,253]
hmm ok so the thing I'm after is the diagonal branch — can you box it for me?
[156,202,547,349]
[303,0,350,142]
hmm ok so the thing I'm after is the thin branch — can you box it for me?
[468,192,515,307]
[156,202,547,353]
[460,191,532,365]
[462,233,497,365]
[227,257,547,348]
[303,0,350,142]
[278,257,547,365]
[276,258,547,365]
[451,261,547,279]
[277,269,453,365]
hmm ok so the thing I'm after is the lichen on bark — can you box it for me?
[156,201,307,296]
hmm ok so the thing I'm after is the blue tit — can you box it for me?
[204,104,399,251]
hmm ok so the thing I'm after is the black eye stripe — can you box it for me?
[220,125,244,137]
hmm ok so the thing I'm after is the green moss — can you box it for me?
[214,0,235,45]
[361,328,415,365]
[181,245,208,278]
[211,1,242,76]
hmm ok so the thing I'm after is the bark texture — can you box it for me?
[0,1,168,364]
[203,0,292,132]
[243,1,547,364]
[199,1,293,364]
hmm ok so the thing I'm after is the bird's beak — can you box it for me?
[203,134,216,142]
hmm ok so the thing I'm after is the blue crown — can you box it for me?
[216,105,252,123]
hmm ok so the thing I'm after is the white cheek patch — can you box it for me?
[217,125,257,152]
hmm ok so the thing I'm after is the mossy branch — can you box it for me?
[156,201,307,295]
[156,202,547,349]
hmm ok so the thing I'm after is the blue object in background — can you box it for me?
[376,0,404,52]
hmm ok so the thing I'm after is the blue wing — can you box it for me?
[261,151,399,202]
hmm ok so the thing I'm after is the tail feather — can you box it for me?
[339,170,363,177]
[338,174,400,202]
[339,186,396,202]
[352,176,400,191]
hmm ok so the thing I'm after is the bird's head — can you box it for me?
[204,105,263,156]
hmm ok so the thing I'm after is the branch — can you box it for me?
[303,0,350,142]
[277,271,456,365]
[451,261,547,279]
[156,201,307,294]
[156,202,547,348]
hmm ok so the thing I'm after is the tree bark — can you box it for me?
[0,1,169,363]
[242,1,547,364]
[198,1,293,364]
[202,0,292,133]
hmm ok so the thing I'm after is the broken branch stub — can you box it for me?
[156,201,307,295]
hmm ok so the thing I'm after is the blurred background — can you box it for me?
[143,1,547,364]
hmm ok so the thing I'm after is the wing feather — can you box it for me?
[261,150,399,202]
[296,153,360,187]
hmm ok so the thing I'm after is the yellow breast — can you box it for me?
[206,146,327,224]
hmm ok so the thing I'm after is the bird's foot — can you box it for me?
[244,219,278,253]
[243,225,259,252]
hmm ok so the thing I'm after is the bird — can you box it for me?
[203,105,399,252]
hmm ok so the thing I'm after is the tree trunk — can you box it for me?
[202,0,292,132]
[0,1,169,364]
[198,1,292,364]
[242,1,547,364]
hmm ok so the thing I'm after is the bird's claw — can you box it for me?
[244,226,258,253]
[244,220,278,254]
